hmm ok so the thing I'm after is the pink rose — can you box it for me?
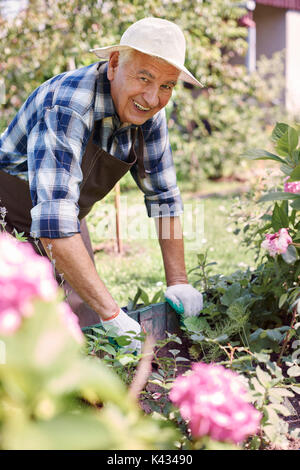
[261,228,293,257]
[170,363,261,445]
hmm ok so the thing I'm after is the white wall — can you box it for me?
[286,10,300,117]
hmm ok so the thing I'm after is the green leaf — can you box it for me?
[256,365,271,387]
[280,163,293,175]
[269,387,294,398]
[271,203,289,231]
[279,293,288,308]
[275,132,289,156]
[291,149,300,165]
[259,191,300,203]
[242,148,286,165]
[288,127,299,154]
[263,424,278,442]
[253,352,271,363]
[249,328,264,342]
[280,199,289,216]
[132,287,143,309]
[101,344,117,356]
[250,377,265,395]
[175,357,190,362]
[271,122,289,143]
[140,289,150,305]
[249,435,262,450]
[213,334,229,343]
[118,356,136,366]
[287,365,300,377]
[197,253,205,264]
[264,404,281,424]
[183,316,210,333]
[169,349,180,357]
[291,198,300,210]
[292,230,300,241]
[220,283,242,306]
[150,290,164,304]
[114,335,131,347]
[151,372,164,381]
[287,164,300,182]
[272,123,298,156]
[4,413,114,450]
[266,329,284,343]
[190,332,205,342]
[282,244,298,265]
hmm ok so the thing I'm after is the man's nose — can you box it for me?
[143,85,160,108]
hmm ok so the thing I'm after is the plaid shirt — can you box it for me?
[0,62,183,238]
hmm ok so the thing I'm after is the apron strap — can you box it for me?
[137,126,146,179]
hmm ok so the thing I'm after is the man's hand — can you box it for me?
[165,284,203,317]
[155,217,203,316]
[101,308,142,354]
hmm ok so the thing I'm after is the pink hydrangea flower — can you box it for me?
[0,234,58,334]
[261,228,293,257]
[169,363,261,445]
[0,234,83,343]
[284,177,300,194]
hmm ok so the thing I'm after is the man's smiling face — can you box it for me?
[107,50,179,125]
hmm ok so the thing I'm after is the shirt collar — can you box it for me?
[94,62,131,129]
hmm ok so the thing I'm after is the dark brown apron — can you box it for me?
[0,125,145,327]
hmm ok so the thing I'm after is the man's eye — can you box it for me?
[140,77,148,82]
[161,84,171,91]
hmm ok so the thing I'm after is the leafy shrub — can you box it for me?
[0,0,288,185]
[0,234,179,450]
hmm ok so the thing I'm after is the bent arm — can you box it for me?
[155,216,188,286]
[40,234,119,320]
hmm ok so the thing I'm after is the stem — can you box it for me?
[277,306,298,366]
[128,335,155,400]
[201,263,208,291]
[199,342,207,360]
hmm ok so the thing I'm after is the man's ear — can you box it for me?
[107,51,120,81]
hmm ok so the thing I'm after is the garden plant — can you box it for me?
[0,0,287,182]
[0,0,299,452]
[0,122,300,450]
[85,122,300,450]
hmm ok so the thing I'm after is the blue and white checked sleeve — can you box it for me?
[131,109,183,218]
[28,105,90,238]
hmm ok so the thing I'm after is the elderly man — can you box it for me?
[0,17,203,352]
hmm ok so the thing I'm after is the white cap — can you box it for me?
[90,17,203,87]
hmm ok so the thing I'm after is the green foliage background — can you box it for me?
[0,0,286,181]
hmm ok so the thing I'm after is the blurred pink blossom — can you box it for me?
[0,234,83,343]
[0,308,22,335]
[58,302,84,345]
[284,177,300,194]
[169,362,261,445]
[261,228,293,257]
